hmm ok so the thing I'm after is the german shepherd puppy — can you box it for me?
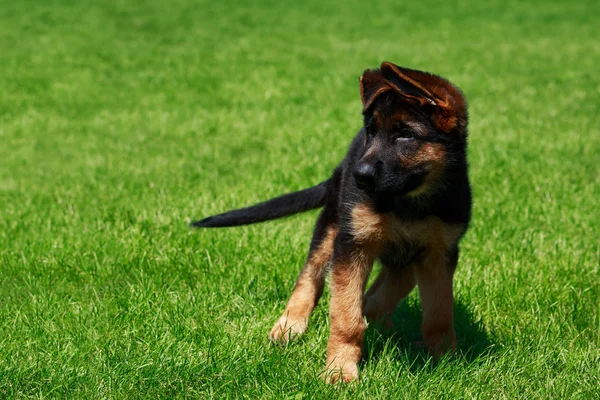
[192,62,471,383]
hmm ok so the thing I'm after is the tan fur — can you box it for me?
[325,250,375,383]
[392,215,465,247]
[415,245,456,357]
[363,265,416,327]
[417,142,447,164]
[351,201,464,263]
[350,203,393,247]
[269,226,338,343]
[401,216,460,356]
[405,142,447,197]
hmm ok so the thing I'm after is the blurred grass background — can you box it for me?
[0,0,598,398]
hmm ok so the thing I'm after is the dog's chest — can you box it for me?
[350,202,464,254]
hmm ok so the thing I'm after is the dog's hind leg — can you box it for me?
[362,263,416,329]
[269,212,337,343]
[414,247,457,357]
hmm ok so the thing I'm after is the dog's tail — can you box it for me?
[190,180,329,228]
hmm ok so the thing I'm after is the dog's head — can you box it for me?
[354,62,468,197]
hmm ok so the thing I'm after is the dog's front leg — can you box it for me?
[269,224,337,343]
[324,248,374,383]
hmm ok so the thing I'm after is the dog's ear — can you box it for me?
[359,69,392,114]
[381,62,437,107]
[381,62,467,135]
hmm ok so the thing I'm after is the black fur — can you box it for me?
[191,180,329,228]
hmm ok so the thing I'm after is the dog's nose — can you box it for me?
[353,162,377,190]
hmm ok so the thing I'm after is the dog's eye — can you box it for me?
[365,129,375,142]
[394,128,415,141]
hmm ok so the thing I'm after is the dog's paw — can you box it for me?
[322,361,359,384]
[268,315,307,344]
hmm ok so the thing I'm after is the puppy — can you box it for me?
[192,62,471,383]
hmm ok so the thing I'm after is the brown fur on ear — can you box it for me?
[359,69,392,114]
[380,62,468,135]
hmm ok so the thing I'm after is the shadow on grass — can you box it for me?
[362,297,497,371]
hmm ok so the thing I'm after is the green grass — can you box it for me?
[1,0,599,398]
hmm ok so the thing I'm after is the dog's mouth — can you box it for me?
[358,171,427,197]
[354,177,376,193]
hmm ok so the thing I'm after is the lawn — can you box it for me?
[0,0,599,398]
